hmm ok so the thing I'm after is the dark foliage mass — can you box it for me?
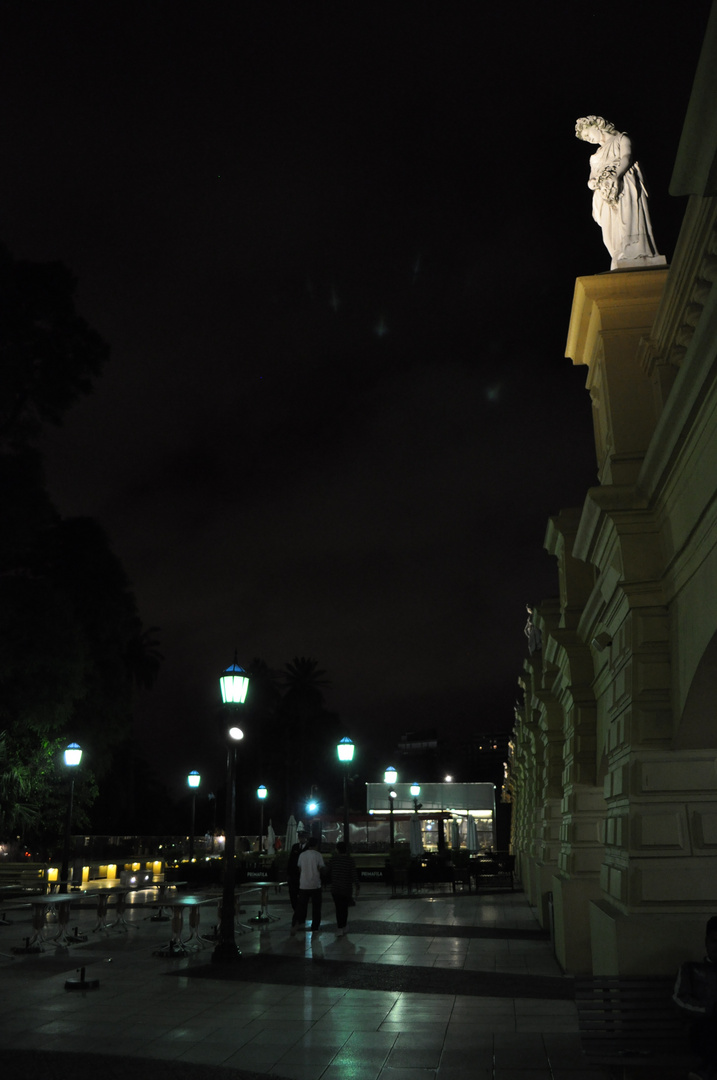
[0,246,109,450]
[0,247,162,845]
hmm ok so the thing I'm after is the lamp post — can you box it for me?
[257,785,267,853]
[439,776,452,853]
[384,766,398,848]
[212,657,250,964]
[60,743,82,894]
[409,783,422,855]
[306,799,319,842]
[337,737,355,849]
[187,771,200,864]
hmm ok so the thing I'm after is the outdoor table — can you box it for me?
[25,892,96,948]
[100,886,141,932]
[47,879,80,894]
[146,880,186,922]
[155,894,221,956]
[86,887,124,932]
[240,880,287,925]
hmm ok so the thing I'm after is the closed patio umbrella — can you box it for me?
[467,815,478,851]
[284,815,298,853]
[450,819,461,850]
[267,819,276,853]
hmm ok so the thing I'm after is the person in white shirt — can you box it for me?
[291,836,325,934]
[287,832,308,927]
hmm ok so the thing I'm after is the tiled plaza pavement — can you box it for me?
[0,882,610,1080]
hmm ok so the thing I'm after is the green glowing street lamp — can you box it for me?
[257,785,267,853]
[306,798,319,843]
[212,657,249,964]
[384,766,398,848]
[187,770,200,863]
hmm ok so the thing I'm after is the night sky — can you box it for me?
[1,4,711,797]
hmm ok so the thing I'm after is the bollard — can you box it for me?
[11,935,42,956]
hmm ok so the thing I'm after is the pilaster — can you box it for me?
[542,511,604,972]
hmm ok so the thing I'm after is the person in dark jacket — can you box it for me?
[287,831,307,928]
[329,841,358,936]
[674,915,717,1080]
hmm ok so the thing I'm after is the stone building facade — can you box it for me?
[508,8,717,975]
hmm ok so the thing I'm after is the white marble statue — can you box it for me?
[575,115,665,271]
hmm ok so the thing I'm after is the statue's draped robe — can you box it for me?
[589,133,659,269]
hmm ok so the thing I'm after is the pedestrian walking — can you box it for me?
[287,831,308,927]
[329,841,358,936]
[291,836,325,934]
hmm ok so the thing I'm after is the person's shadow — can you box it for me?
[324,937,366,962]
[308,937,325,961]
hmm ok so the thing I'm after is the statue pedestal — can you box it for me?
[611,255,667,271]
[565,268,668,485]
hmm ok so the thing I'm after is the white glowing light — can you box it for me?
[64,743,82,767]
[337,737,354,762]
[220,661,250,704]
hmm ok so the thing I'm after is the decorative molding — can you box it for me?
[639,198,717,378]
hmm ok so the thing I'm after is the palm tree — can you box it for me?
[246,657,283,708]
[244,656,283,796]
[124,624,164,691]
[282,656,330,698]
[278,658,334,816]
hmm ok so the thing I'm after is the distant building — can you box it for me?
[396,728,439,780]
[397,728,510,787]
[397,729,438,754]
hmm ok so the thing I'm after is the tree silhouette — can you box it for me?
[276,657,339,817]
[124,625,164,691]
[0,245,109,450]
[281,656,331,701]
[0,247,156,844]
